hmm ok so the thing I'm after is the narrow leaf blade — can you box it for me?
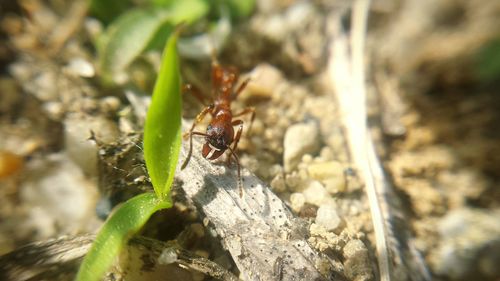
[99,0,208,81]
[75,193,171,281]
[224,0,255,19]
[144,32,182,198]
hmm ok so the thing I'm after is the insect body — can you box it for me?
[181,60,255,197]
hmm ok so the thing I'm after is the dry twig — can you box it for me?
[328,1,431,280]
[176,122,343,281]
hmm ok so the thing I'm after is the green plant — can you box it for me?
[75,31,182,281]
[97,0,208,82]
[75,1,256,278]
[92,0,255,84]
[476,38,500,83]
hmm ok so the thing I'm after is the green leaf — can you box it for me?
[89,0,133,25]
[150,0,176,7]
[476,38,500,83]
[143,31,182,199]
[76,193,171,281]
[99,0,208,81]
[221,0,255,19]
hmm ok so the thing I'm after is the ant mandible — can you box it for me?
[181,57,255,197]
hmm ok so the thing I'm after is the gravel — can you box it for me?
[343,239,374,281]
[431,208,500,280]
[303,180,333,206]
[315,204,342,232]
[20,153,99,239]
[283,121,321,172]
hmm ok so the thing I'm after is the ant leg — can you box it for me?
[233,78,251,99]
[183,105,213,140]
[182,106,213,170]
[227,146,243,197]
[182,84,210,106]
[181,131,209,170]
[231,120,244,151]
[233,107,255,134]
[226,120,243,166]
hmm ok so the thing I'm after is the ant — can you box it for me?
[181,58,255,197]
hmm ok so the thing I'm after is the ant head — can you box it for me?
[202,142,226,160]
[206,122,233,148]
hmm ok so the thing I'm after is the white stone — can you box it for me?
[270,173,286,193]
[315,204,341,231]
[64,113,119,177]
[20,153,98,238]
[432,208,500,279]
[307,161,344,181]
[303,180,329,206]
[285,1,315,30]
[323,177,346,194]
[290,192,305,212]
[242,63,283,100]
[65,58,95,78]
[159,248,178,264]
[283,121,320,172]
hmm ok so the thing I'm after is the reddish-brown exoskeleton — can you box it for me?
[181,59,255,197]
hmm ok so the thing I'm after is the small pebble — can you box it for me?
[65,58,95,78]
[285,171,302,191]
[290,192,305,212]
[241,63,283,100]
[323,177,346,194]
[42,101,64,120]
[303,180,329,206]
[343,239,374,281]
[64,113,119,176]
[285,1,315,30]
[431,208,500,280]
[299,203,318,218]
[315,204,342,232]
[302,154,313,164]
[283,121,320,172]
[20,153,97,238]
[159,248,178,264]
[270,173,286,193]
[255,14,286,41]
[32,71,58,101]
[100,96,121,113]
[319,146,334,161]
[307,161,343,181]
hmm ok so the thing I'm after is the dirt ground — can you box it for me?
[1,0,500,281]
